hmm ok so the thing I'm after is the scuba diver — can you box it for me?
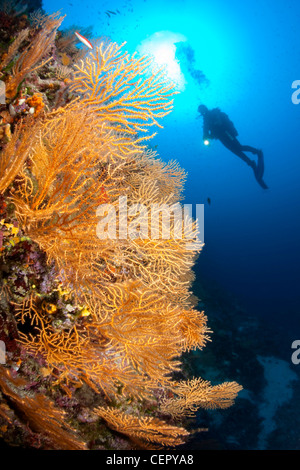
[198,104,268,189]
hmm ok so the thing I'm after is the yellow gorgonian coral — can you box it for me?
[0,18,242,448]
[160,378,243,418]
[69,41,176,137]
[94,406,189,447]
[5,13,65,100]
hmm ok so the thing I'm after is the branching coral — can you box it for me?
[160,378,243,418]
[5,12,65,100]
[0,366,87,449]
[0,27,29,72]
[94,406,189,447]
[0,10,242,449]
[0,119,37,193]
[69,41,176,138]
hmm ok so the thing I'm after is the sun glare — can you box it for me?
[137,31,187,90]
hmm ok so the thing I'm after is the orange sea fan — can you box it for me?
[5,12,65,100]
[0,366,87,449]
[0,18,243,447]
[69,41,176,137]
[0,28,29,72]
[160,377,243,418]
[94,406,190,447]
[0,118,37,194]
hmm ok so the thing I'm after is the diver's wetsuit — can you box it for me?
[201,107,259,168]
[216,132,259,167]
[199,106,268,188]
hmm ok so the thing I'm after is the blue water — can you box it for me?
[43,0,299,345]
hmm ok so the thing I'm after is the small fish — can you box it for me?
[207,197,211,205]
[105,11,111,17]
[74,31,93,49]
[107,10,117,15]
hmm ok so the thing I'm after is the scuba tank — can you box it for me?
[210,108,238,138]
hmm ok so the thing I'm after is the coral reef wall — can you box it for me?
[0,6,242,450]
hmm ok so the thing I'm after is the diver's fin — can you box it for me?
[254,150,268,189]
[255,175,269,190]
[256,150,264,180]
[252,162,268,189]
